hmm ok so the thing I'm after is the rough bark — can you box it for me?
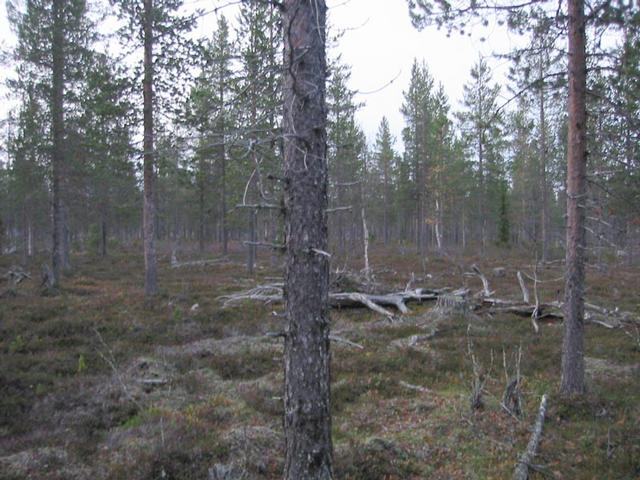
[143,0,158,296]
[282,1,333,478]
[561,0,587,395]
[50,0,65,288]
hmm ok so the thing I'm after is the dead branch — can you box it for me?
[467,325,493,410]
[517,271,530,304]
[4,266,31,287]
[331,292,396,318]
[236,203,281,210]
[328,335,364,350]
[218,275,638,332]
[92,327,144,413]
[471,264,493,297]
[502,345,523,418]
[218,284,284,307]
[433,292,469,317]
[219,282,440,318]
[531,265,541,334]
[399,380,431,393]
[171,250,230,268]
[513,394,548,480]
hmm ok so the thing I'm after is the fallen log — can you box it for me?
[218,280,638,330]
[4,266,31,286]
[513,394,548,480]
[330,292,396,318]
[171,258,229,268]
[481,298,563,320]
[219,285,441,317]
[170,249,231,268]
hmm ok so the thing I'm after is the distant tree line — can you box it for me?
[1,0,638,271]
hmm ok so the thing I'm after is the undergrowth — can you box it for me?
[0,244,638,479]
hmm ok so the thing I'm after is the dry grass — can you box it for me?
[1,242,639,479]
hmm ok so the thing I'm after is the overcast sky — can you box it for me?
[326,0,521,147]
[0,0,521,152]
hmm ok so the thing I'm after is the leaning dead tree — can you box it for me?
[513,394,548,480]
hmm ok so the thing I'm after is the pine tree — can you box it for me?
[110,0,196,295]
[371,117,397,243]
[326,60,366,253]
[8,0,96,285]
[6,89,49,261]
[507,10,566,260]
[401,59,435,254]
[77,54,136,256]
[407,0,637,398]
[457,56,505,252]
[401,60,456,252]
[282,0,333,478]
[184,14,236,254]
[236,1,282,272]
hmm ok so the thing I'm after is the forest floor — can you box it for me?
[0,243,639,480]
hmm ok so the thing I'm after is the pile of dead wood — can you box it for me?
[219,264,638,331]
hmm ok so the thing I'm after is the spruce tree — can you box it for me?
[110,0,196,295]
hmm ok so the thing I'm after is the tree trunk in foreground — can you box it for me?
[561,0,587,395]
[282,1,333,479]
[143,0,158,296]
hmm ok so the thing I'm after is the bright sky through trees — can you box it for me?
[0,0,519,153]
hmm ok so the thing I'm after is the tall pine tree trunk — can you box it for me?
[478,136,486,254]
[101,216,107,257]
[50,0,64,287]
[539,62,549,262]
[218,106,228,256]
[561,0,587,395]
[198,158,205,253]
[143,0,158,295]
[221,153,228,255]
[282,1,333,478]
[248,209,257,274]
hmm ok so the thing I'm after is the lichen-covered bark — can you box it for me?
[282,1,333,478]
[561,0,587,395]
